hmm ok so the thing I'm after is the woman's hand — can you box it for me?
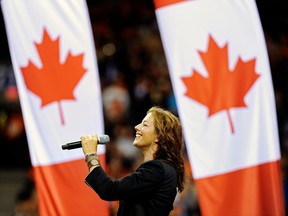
[80,134,98,156]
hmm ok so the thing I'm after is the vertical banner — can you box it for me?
[2,1,109,215]
[154,0,284,215]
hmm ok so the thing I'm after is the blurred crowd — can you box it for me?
[0,0,287,215]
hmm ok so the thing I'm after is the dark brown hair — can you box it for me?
[147,106,185,192]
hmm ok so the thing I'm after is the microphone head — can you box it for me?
[98,135,110,144]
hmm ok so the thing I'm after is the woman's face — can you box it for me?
[133,113,158,149]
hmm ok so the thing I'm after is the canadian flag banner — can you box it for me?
[154,0,284,215]
[1,1,109,215]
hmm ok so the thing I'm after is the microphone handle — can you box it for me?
[62,135,110,150]
[62,141,82,150]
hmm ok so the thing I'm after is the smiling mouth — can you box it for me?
[135,134,141,139]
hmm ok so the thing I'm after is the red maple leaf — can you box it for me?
[181,35,260,133]
[20,28,87,125]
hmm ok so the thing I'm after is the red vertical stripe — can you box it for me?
[195,160,285,216]
[33,155,109,216]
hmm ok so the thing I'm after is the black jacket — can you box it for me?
[85,159,178,216]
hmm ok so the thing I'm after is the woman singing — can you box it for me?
[81,106,185,216]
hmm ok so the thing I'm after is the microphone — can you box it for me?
[62,135,110,150]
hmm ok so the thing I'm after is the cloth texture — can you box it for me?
[85,159,177,216]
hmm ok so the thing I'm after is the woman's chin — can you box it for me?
[133,141,142,149]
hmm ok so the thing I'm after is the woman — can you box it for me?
[81,106,185,216]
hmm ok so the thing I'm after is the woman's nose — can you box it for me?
[135,123,140,131]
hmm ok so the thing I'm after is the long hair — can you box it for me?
[147,107,185,192]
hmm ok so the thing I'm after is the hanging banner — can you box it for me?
[154,0,284,215]
[2,0,109,215]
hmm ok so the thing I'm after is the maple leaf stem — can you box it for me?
[57,102,65,125]
[227,110,235,134]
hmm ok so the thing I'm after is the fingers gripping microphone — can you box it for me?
[62,135,110,150]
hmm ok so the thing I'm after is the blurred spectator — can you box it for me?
[14,169,38,216]
[102,74,131,135]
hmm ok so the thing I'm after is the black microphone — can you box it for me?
[62,135,110,150]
